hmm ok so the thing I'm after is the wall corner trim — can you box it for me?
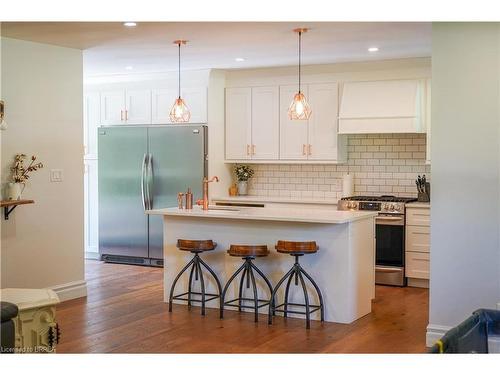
[49,280,87,302]
[426,323,452,347]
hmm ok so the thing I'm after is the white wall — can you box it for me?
[427,23,500,345]
[1,37,86,301]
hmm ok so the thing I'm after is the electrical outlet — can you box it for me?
[50,169,63,182]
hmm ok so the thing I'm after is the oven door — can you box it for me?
[375,215,406,286]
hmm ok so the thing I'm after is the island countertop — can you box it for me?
[147,206,377,224]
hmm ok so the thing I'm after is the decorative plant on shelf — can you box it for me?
[234,164,254,196]
[8,154,44,200]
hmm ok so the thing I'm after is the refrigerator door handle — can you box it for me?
[141,153,148,211]
[147,153,153,210]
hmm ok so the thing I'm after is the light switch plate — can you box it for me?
[50,169,63,182]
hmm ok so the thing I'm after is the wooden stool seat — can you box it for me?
[177,239,217,252]
[227,245,269,258]
[275,240,318,255]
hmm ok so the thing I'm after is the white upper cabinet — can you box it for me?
[84,92,100,157]
[338,79,425,134]
[182,87,208,124]
[425,79,431,164]
[152,87,207,124]
[280,85,309,160]
[100,90,126,125]
[307,83,345,161]
[251,86,279,160]
[225,87,252,160]
[125,89,151,124]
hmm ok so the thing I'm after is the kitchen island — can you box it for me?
[147,206,377,324]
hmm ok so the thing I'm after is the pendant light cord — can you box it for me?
[178,42,181,99]
[298,31,302,94]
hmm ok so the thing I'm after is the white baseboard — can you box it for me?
[49,280,87,302]
[85,251,100,260]
[426,324,452,347]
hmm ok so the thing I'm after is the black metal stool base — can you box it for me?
[169,252,222,316]
[221,257,274,322]
[269,255,324,329]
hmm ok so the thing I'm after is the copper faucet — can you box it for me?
[196,176,219,210]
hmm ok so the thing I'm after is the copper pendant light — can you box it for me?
[170,40,191,123]
[288,28,312,120]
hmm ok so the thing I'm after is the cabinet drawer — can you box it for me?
[406,251,430,279]
[406,208,430,226]
[405,225,430,253]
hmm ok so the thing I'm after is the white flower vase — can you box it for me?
[8,182,25,200]
[238,181,248,196]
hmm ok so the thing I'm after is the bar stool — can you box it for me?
[268,240,324,329]
[220,245,274,322]
[168,239,222,316]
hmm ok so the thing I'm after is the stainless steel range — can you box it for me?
[338,195,417,286]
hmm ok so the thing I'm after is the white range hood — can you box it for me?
[338,79,426,134]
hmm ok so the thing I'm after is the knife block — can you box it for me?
[417,182,430,202]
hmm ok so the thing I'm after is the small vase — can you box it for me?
[237,181,248,196]
[8,182,25,200]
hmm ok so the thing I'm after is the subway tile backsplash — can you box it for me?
[248,134,431,199]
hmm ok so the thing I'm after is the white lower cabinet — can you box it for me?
[405,206,431,283]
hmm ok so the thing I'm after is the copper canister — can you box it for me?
[185,188,193,209]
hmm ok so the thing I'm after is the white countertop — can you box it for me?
[212,195,339,205]
[406,202,431,208]
[147,206,377,224]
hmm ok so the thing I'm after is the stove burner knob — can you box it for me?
[389,204,395,211]
[383,203,389,211]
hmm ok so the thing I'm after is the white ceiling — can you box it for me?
[1,22,431,77]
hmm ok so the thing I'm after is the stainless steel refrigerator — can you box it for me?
[98,125,207,266]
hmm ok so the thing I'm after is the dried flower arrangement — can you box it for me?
[234,164,254,182]
[11,154,44,183]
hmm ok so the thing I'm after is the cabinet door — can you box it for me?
[406,251,430,279]
[405,225,430,253]
[84,158,99,256]
[100,90,126,125]
[151,88,177,124]
[225,87,251,160]
[84,92,100,157]
[125,89,152,125]
[183,87,208,123]
[279,85,308,160]
[425,79,431,164]
[251,86,279,160]
[307,83,339,160]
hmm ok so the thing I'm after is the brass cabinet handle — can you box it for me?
[308,144,312,155]
[246,144,250,156]
[125,110,129,121]
[252,145,256,155]
[302,144,306,156]
[120,110,124,121]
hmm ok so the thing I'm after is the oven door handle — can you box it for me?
[376,216,404,226]
[376,266,403,273]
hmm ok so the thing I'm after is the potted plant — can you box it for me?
[233,164,254,196]
[8,154,43,200]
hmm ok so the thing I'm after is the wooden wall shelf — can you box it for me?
[1,199,35,220]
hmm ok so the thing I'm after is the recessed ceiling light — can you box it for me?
[125,66,133,70]
[235,57,245,62]
[123,22,137,27]
[368,47,379,52]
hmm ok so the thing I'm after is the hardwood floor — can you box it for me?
[56,260,429,353]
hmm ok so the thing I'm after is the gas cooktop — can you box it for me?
[340,195,417,203]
